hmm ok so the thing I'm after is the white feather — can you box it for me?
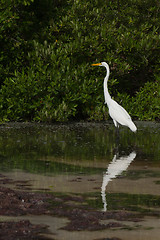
[94,62,137,132]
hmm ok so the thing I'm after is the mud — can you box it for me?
[0,220,48,240]
[0,173,143,239]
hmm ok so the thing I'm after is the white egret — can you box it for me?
[92,62,137,132]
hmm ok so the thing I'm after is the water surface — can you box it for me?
[0,121,160,240]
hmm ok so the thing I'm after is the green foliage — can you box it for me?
[0,0,34,80]
[132,78,160,120]
[116,77,160,121]
[0,0,160,121]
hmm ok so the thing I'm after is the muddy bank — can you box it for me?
[0,173,144,240]
[0,220,48,240]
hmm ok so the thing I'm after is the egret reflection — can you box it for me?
[101,151,136,211]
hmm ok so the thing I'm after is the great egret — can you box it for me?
[92,62,137,132]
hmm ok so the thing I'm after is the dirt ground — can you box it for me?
[0,173,143,240]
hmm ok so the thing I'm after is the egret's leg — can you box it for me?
[112,120,120,151]
[112,119,119,136]
[113,120,117,127]
[115,123,120,145]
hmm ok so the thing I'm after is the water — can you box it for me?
[0,121,160,240]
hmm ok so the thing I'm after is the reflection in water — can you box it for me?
[101,151,136,211]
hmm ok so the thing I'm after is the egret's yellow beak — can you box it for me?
[91,63,101,66]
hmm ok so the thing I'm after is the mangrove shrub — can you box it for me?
[0,0,160,121]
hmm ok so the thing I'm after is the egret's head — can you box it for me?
[92,62,102,67]
[92,62,108,67]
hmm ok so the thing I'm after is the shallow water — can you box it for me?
[0,121,160,239]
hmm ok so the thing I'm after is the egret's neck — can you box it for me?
[103,65,112,105]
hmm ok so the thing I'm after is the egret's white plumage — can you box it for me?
[92,62,137,132]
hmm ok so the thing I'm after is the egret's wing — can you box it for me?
[108,99,131,126]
